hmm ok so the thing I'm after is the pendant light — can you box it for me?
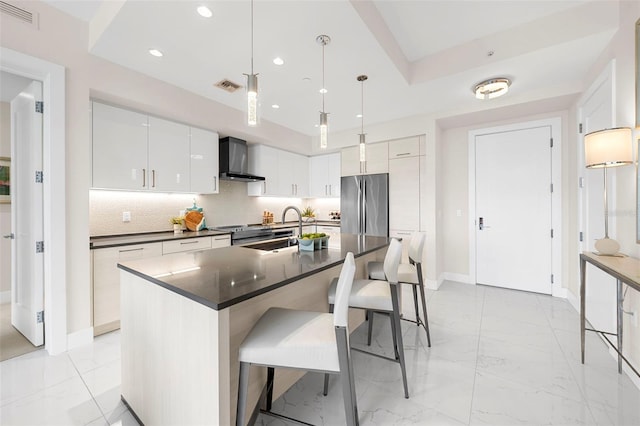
[317,35,331,149]
[357,74,368,163]
[245,0,259,126]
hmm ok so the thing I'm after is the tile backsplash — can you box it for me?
[90,181,339,236]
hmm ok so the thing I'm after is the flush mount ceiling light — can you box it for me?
[197,5,212,18]
[474,78,511,100]
[317,34,331,149]
[148,48,163,57]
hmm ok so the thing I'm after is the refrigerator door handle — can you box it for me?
[362,178,367,234]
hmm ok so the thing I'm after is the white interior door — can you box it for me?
[10,80,44,346]
[578,64,616,334]
[475,126,553,294]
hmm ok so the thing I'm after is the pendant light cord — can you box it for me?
[322,42,325,112]
[250,0,254,74]
[360,79,364,134]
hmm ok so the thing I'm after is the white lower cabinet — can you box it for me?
[92,235,231,336]
[93,242,162,335]
[316,224,340,247]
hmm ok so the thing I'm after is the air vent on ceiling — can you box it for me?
[0,1,38,28]
[214,79,242,93]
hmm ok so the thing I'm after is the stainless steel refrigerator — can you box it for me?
[340,173,389,237]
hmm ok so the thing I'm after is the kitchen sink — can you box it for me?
[242,238,298,251]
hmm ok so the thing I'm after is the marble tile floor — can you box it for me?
[1,281,639,425]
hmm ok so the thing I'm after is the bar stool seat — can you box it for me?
[366,233,431,347]
[236,253,359,426]
[328,278,392,312]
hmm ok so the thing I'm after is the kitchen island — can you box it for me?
[117,233,389,425]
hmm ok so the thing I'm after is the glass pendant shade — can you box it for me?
[246,73,258,127]
[319,112,328,149]
[359,134,366,162]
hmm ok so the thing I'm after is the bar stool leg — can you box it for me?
[266,367,275,411]
[412,285,420,326]
[390,284,409,399]
[367,310,374,346]
[324,305,334,396]
[419,282,431,347]
[336,327,359,426]
[236,361,250,426]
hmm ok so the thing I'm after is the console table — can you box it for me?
[580,252,640,377]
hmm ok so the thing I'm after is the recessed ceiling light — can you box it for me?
[271,104,280,109]
[148,49,163,57]
[319,88,327,94]
[314,124,319,128]
[273,57,284,65]
[197,5,212,18]
[356,114,363,118]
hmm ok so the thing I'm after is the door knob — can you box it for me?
[478,218,483,230]
[3,233,15,239]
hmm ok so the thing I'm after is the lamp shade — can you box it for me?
[584,127,633,169]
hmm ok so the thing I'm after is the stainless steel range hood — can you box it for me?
[219,137,265,182]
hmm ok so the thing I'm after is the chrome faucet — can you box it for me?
[282,205,303,238]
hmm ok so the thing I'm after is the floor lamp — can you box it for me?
[584,127,633,255]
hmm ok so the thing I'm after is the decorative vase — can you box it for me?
[173,224,183,234]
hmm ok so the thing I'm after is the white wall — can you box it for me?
[0,102,10,300]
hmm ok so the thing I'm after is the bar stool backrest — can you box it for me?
[333,252,356,328]
[408,233,426,266]
[383,239,403,284]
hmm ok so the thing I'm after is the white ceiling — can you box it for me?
[41,0,619,137]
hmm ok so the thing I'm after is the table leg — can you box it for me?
[580,257,586,364]
[617,279,623,374]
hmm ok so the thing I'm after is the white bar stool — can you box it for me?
[367,232,430,347]
[325,238,408,399]
[236,253,359,426]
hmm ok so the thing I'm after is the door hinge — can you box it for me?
[37,311,44,323]
[579,177,584,188]
[551,274,554,284]
[579,123,583,133]
[35,170,43,183]
[35,101,43,114]
[550,138,554,148]
[36,241,44,253]
[579,231,584,242]
[550,183,554,193]
[550,229,554,238]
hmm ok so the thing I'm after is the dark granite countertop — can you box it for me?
[118,233,388,310]
[90,229,230,250]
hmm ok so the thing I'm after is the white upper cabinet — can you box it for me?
[389,155,420,231]
[92,102,148,190]
[248,145,308,197]
[309,153,340,197]
[190,127,219,194]
[148,117,190,192]
[92,101,218,193]
[341,141,388,176]
[388,136,420,159]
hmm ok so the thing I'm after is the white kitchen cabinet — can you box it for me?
[309,153,340,197]
[93,242,162,335]
[388,136,420,159]
[341,142,388,176]
[190,127,219,194]
[162,236,212,254]
[389,156,420,231]
[92,102,148,190]
[148,116,190,192]
[248,145,308,197]
[211,234,231,248]
[317,224,341,248]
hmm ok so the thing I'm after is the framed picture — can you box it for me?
[0,157,10,204]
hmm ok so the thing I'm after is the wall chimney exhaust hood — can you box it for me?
[219,136,265,182]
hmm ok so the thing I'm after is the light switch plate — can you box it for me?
[122,211,131,222]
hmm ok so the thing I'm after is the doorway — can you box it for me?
[468,118,563,295]
[0,71,42,361]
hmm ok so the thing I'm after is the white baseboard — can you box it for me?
[0,290,10,305]
[425,277,442,290]
[442,272,473,285]
[66,327,93,350]
[566,288,579,311]
[624,363,640,390]
[552,285,568,298]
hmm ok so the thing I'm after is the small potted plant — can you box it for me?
[170,216,184,234]
[301,206,316,222]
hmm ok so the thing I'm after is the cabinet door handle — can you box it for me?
[213,176,217,192]
[263,181,267,195]
[180,240,199,245]
[119,247,144,253]
[328,184,332,195]
[152,170,156,188]
[214,237,229,241]
[396,152,411,157]
[142,168,146,187]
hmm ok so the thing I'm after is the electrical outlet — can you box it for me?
[122,211,131,222]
